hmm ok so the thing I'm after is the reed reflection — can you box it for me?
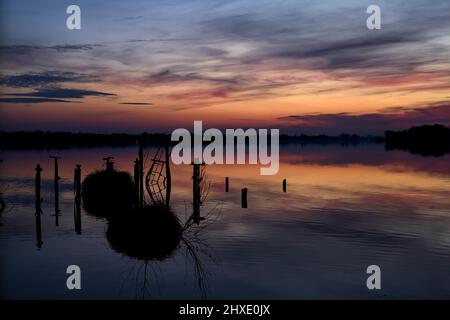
[79,143,217,298]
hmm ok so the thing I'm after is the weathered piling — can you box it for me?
[241,188,248,208]
[283,178,287,193]
[0,194,4,213]
[165,142,171,209]
[0,160,4,214]
[138,137,144,208]
[50,156,61,226]
[0,160,5,214]
[192,163,202,223]
[225,177,229,192]
[74,165,81,199]
[103,156,114,172]
[74,165,82,234]
[35,164,43,248]
[133,158,140,208]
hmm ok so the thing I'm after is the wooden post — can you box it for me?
[0,160,5,213]
[103,157,114,172]
[35,164,43,248]
[283,178,287,193]
[225,177,229,192]
[138,136,144,208]
[241,188,248,208]
[74,165,82,199]
[50,156,61,226]
[0,193,4,213]
[35,165,42,213]
[193,163,201,223]
[134,158,140,209]
[74,165,82,234]
[165,142,171,209]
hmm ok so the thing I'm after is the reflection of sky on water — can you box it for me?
[1,143,450,299]
[281,142,450,175]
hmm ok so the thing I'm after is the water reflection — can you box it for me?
[0,192,5,226]
[49,156,61,227]
[34,165,43,248]
[77,150,216,298]
[0,143,450,299]
[1,159,7,226]
[106,207,215,299]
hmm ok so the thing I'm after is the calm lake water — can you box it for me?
[1,143,450,299]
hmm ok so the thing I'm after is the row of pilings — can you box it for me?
[31,154,287,247]
[33,160,82,248]
[33,160,288,218]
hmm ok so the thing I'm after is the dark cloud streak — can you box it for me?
[278,103,450,134]
[8,87,116,99]
[120,102,153,106]
[143,69,240,85]
[0,97,72,104]
[0,71,96,88]
[0,44,99,53]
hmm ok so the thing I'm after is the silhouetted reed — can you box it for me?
[81,168,134,218]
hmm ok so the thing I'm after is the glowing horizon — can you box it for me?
[1,0,449,134]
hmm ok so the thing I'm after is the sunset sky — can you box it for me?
[1,0,449,134]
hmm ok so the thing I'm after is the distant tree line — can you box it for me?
[1,125,449,157]
[279,133,382,144]
[0,130,383,150]
[0,131,169,150]
[385,124,450,157]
